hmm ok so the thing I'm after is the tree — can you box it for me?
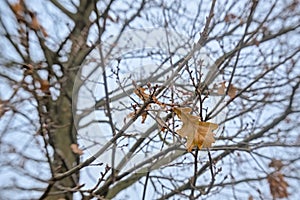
[0,0,300,199]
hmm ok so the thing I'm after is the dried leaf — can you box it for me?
[141,112,147,123]
[216,82,237,99]
[131,86,164,123]
[252,38,260,46]
[31,14,40,31]
[40,26,48,37]
[267,172,289,198]
[11,0,24,17]
[30,13,48,37]
[134,87,150,100]
[70,144,83,155]
[22,64,34,74]
[39,79,50,93]
[141,104,151,123]
[127,104,150,124]
[0,100,9,118]
[134,86,163,105]
[269,159,284,171]
[228,84,237,99]
[174,107,218,152]
[224,13,237,22]
[0,100,5,118]
[217,82,226,95]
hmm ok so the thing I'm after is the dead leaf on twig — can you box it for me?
[267,172,289,198]
[173,107,218,152]
[70,144,83,155]
[228,84,237,99]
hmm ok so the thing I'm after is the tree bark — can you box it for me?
[46,72,79,200]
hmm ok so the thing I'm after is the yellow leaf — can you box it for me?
[174,107,218,152]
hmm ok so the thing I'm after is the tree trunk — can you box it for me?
[47,73,79,200]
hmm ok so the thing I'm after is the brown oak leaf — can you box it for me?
[174,107,218,152]
[267,172,289,198]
